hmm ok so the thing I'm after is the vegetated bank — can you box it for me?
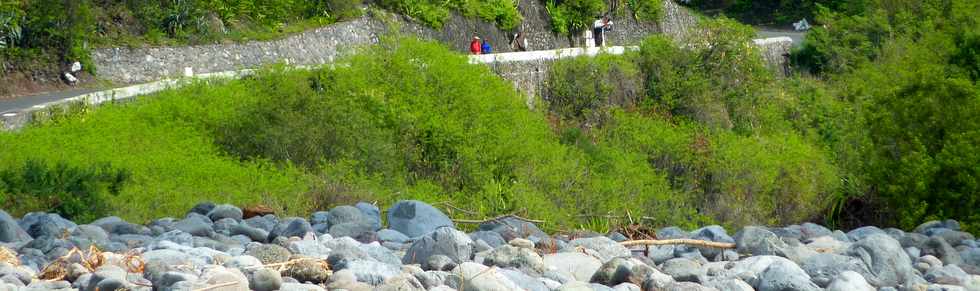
[1,0,979,235]
[0,18,839,233]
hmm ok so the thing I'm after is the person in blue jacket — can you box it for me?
[481,39,492,54]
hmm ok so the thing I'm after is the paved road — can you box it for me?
[0,88,102,114]
[757,29,807,47]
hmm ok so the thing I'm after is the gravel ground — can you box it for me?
[0,200,977,291]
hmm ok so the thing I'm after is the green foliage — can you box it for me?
[683,0,850,26]
[0,77,312,223]
[785,0,980,232]
[545,0,605,35]
[0,160,129,223]
[377,0,522,30]
[541,19,841,227]
[626,0,663,22]
[636,19,777,134]
[546,53,643,123]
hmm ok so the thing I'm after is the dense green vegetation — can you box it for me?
[682,0,850,26]
[786,0,980,232]
[377,0,521,30]
[0,160,129,222]
[545,0,663,35]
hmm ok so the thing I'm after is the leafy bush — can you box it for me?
[626,0,663,22]
[545,0,605,35]
[377,0,521,30]
[0,160,129,223]
[546,53,643,123]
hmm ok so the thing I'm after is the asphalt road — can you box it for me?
[0,87,101,114]
[757,29,807,47]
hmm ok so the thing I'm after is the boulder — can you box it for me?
[825,270,874,291]
[703,278,753,291]
[756,259,820,291]
[734,226,788,257]
[479,216,548,241]
[21,213,77,239]
[845,233,915,287]
[921,237,964,266]
[542,252,602,282]
[387,200,454,238]
[378,229,410,243]
[662,258,704,283]
[562,236,629,262]
[342,260,403,285]
[0,210,31,243]
[354,202,382,231]
[470,231,507,248]
[690,225,734,259]
[249,268,283,291]
[446,262,522,291]
[483,244,546,275]
[498,268,549,291]
[800,253,874,287]
[590,256,657,286]
[402,227,473,265]
[268,217,313,241]
[207,204,244,222]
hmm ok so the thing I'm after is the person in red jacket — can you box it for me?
[470,36,482,55]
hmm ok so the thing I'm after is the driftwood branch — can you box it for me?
[575,214,659,220]
[621,239,735,249]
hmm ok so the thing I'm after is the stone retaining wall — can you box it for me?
[91,0,695,84]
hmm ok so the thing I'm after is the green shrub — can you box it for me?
[378,0,521,30]
[545,0,605,35]
[0,160,129,223]
[626,0,663,22]
[546,53,643,123]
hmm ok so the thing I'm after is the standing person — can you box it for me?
[593,16,612,47]
[481,39,492,54]
[470,36,482,55]
[511,31,528,51]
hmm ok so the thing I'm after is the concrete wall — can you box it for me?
[91,0,697,84]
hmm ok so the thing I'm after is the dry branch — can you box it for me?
[620,239,735,249]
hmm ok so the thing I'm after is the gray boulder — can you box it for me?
[387,200,454,238]
[21,213,77,239]
[341,259,403,285]
[690,225,734,259]
[825,270,874,291]
[703,278,753,291]
[470,231,507,248]
[378,229,410,243]
[498,268,549,291]
[590,257,656,286]
[542,252,602,282]
[249,268,283,291]
[207,204,243,222]
[479,216,548,242]
[562,236,629,262]
[355,202,382,231]
[0,211,30,243]
[734,226,788,257]
[446,262,522,291]
[402,227,473,264]
[662,258,704,283]
[801,253,874,287]
[424,254,457,271]
[845,233,915,287]
[756,259,820,291]
[483,245,546,275]
[922,237,964,266]
[173,216,214,237]
[268,217,313,241]
[847,226,886,241]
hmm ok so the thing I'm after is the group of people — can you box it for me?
[469,31,529,55]
[468,15,612,55]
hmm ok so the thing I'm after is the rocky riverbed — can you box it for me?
[0,200,977,291]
